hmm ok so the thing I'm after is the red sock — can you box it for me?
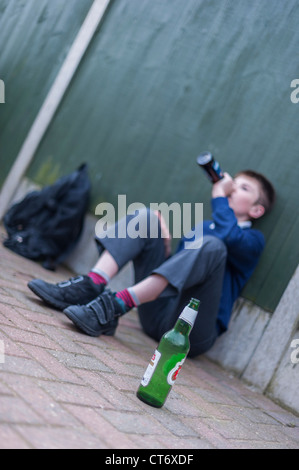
[88,271,107,286]
[115,289,137,309]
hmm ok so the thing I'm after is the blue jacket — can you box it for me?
[178,197,265,334]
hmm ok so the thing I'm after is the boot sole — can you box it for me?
[28,281,69,311]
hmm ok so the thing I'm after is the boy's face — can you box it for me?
[227,175,265,221]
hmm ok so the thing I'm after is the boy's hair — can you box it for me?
[235,170,276,213]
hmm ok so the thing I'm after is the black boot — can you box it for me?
[63,290,127,336]
[28,275,105,311]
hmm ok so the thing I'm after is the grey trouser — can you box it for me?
[95,209,227,357]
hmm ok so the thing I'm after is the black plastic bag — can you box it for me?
[3,163,91,270]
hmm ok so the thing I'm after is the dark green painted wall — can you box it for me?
[0,0,94,185]
[1,0,299,312]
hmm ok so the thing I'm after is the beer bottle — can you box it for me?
[196,151,224,183]
[136,298,200,408]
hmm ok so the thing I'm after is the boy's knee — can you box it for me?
[139,208,162,238]
[134,207,156,224]
[125,207,159,238]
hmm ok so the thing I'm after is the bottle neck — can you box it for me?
[174,299,200,335]
[174,318,192,336]
[178,304,198,328]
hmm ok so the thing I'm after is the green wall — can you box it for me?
[0,0,94,185]
[1,0,299,312]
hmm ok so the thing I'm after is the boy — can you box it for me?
[28,170,275,357]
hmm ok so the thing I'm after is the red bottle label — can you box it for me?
[167,358,186,385]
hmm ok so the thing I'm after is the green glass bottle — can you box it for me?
[136,298,200,408]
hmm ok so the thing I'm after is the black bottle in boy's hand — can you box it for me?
[197,151,224,183]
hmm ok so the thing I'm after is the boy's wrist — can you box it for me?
[212,187,227,198]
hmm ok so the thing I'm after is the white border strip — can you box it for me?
[0,0,111,220]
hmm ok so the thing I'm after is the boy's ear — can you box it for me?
[249,204,265,219]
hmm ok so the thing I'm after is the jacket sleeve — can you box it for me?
[211,197,265,270]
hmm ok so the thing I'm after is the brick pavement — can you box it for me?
[0,227,298,449]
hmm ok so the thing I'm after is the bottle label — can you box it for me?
[140,350,161,386]
[167,358,186,385]
[179,306,198,327]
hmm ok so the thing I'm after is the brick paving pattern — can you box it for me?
[0,227,298,449]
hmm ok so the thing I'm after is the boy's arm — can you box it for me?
[211,197,264,261]
[210,174,265,266]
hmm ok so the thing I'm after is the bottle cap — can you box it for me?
[196,151,213,166]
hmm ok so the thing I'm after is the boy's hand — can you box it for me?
[212,172,234,198]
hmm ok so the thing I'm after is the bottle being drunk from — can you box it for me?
[196,151,224,183]
[136,298,200,408]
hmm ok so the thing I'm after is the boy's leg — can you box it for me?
[95,208,166,282]
[64,235,227,354]
[89,250,119,284]
[93,208,167,312]
[28,208,166,310]
[136,236,227,356]
[61,210,168,336]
